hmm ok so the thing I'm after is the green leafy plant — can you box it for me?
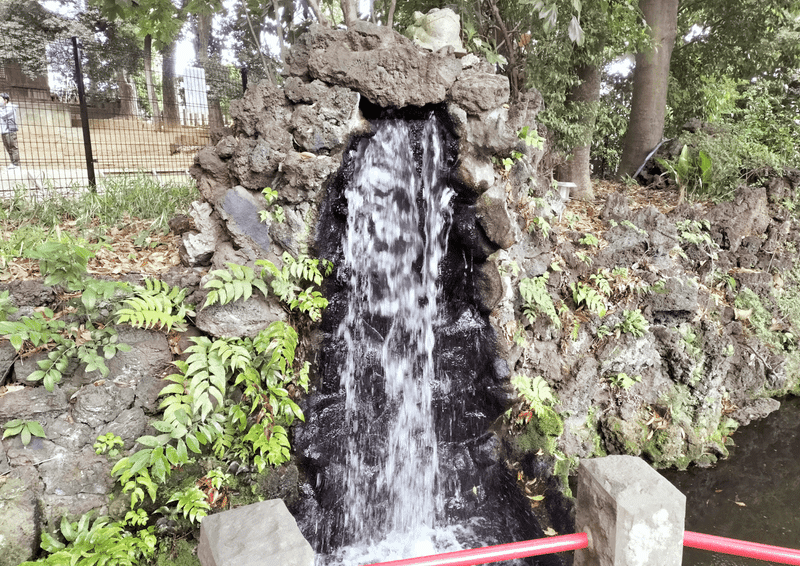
[257,254,332,321]
[571,282,607,317]
[3,419,46,446]
[166,486,211,526]
[519,274,561,329]
[94,432,124,458]
[116,278,195,332]
[657,144,712,204]
[528,216,551,239]
[29,513,157,566]
[0,308,64,351]
[0,290,17,321]
[614,309,650,338]
[203,262,270,308]
[606,372,642,390]
[28,239,94,290]
[579,233,600,247]
[259,187,285,224]
[518,126,544,150]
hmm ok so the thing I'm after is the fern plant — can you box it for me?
[519,274,561,328]
[614,309,650,338]
[204,255,332,322]
[203,262,269,308]
[571,282,607,317]
[116,278,195,332]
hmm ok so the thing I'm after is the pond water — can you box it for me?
[660,395,800,566]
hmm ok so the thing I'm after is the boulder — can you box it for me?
[195,294,287,339]
[307,21,462,108]
[198,499,313,566]
[449,73,510,115]
[181,201,228,267]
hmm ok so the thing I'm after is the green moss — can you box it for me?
[153,538,200,566]
[536,406,564,437]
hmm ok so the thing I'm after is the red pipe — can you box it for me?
[684,531,800,565]
[366,533,589,566]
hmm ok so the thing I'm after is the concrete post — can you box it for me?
[574,455,685,566]
[197,499,314,566]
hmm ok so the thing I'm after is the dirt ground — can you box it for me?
[1,118,207,194]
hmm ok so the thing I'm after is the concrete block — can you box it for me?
[198,499,314,566]
[574,455,685,566]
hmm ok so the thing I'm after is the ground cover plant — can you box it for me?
[0,175,339,565]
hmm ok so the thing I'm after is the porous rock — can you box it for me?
[195,293,287,339]
[307,21,462,108]
[0,465,41,566]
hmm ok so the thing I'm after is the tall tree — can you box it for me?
[617,0,680,178]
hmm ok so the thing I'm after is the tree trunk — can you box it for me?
[194,12,225,131]
[559,61,602,201]
[143,34,162,124]
[341,0,358,26]
[617,0,680,178]
[161,39,180,126]
[116,68,138,118]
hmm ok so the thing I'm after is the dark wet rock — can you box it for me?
[476,182,515,249]
[733,397,781,426]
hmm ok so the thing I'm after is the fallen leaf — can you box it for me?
[544,527,557,536]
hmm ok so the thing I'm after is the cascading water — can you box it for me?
[338,115,450,545]
[295,104,564,566]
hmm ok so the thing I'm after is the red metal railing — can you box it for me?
[366,530,800,566]
[366,533,588,566]
[684,531,800,565]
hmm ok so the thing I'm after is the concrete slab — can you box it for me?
[574,455,685,566]
[197,499,314,566]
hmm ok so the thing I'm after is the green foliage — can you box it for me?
[528,216,551,239]
[579,233,600,248]
[257,254,333,322]
[571,281,607,317]
[259,187,285,224]
[3,419,46,446]
[203,263,270,308]
[0,315,131,391]
[0,308,64,351]
[0,290,18,321]
[614,309,650,338]
[511,374,557,417]
[519,274,561,329]
[25,513,157,566]
[518,126,545,150]
[657,144,713,201]
[29,240,94,290]
[606,372,641,390]
[204,255,332,322]
[112,319,310,517]
[167,486,211,526]
[116,278,195,332]
[94,433,124,458]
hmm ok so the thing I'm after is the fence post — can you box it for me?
[574,455,685,566]
[71,36,96,190]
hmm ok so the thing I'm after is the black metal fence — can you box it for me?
[0,36,246,194]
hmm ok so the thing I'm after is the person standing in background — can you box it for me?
[0,92,20,169]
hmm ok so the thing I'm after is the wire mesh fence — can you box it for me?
[0,35,245,196]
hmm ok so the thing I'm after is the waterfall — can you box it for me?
[337,114,452,546]
[298,105,563,566]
